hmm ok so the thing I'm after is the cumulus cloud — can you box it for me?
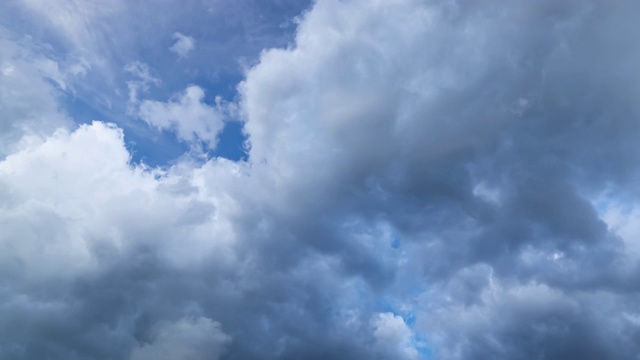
[170,32,196,58]
[2,0,640,359]
[373,313,419,360]
[138,86,225,149]
[0,121,238,280]
[419,275,640,359]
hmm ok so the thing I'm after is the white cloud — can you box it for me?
[0,122,143,280]
[139,86,225,148]
[170,32,196,58]
[373,312,419,360]
[20,0,127,60]
[239,0,515,200]
[0,121,240,281]
[125,61,160,105]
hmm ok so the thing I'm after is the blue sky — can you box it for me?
[2,0,311,165]
[3,1,640,359]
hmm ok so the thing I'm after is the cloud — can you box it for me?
[125,61,160,105]
[0,120,238,281]
[16,0,125,59]
[131,317,230,360]
[2,0,640,359]
[138,86,225,149]
[0,31,72,157]
[418,275,640,359]
[170,32,196,58]
[373,313,419,360]
[4,0,309,139]
[236,0,640,357]
[0,122,131,280]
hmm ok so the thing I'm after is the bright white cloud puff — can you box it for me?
[139,85,224,148]
[1,0,640,359]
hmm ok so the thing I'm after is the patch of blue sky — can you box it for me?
[390,234,402,249]
[60,89,186,165]
[375,297,414,323]
[415,339,434,359]
[12,0,313,167]
[124,1,311,165]
[386,222,405,250]
[213,121,248,161]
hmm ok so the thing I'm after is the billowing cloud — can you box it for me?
[373,313,419,360]
[2,0,640,359]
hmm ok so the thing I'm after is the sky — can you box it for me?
[2,0,640,359]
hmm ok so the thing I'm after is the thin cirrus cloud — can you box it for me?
[1,0,640,359]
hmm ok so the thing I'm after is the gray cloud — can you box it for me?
[2,0,640,359]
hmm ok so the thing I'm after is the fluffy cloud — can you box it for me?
[419,275,640,359]
[139,86,225,148]
[170,32,196,58]
[373,313,419,360]
[2,0,640,359]
[0,121,239,280]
